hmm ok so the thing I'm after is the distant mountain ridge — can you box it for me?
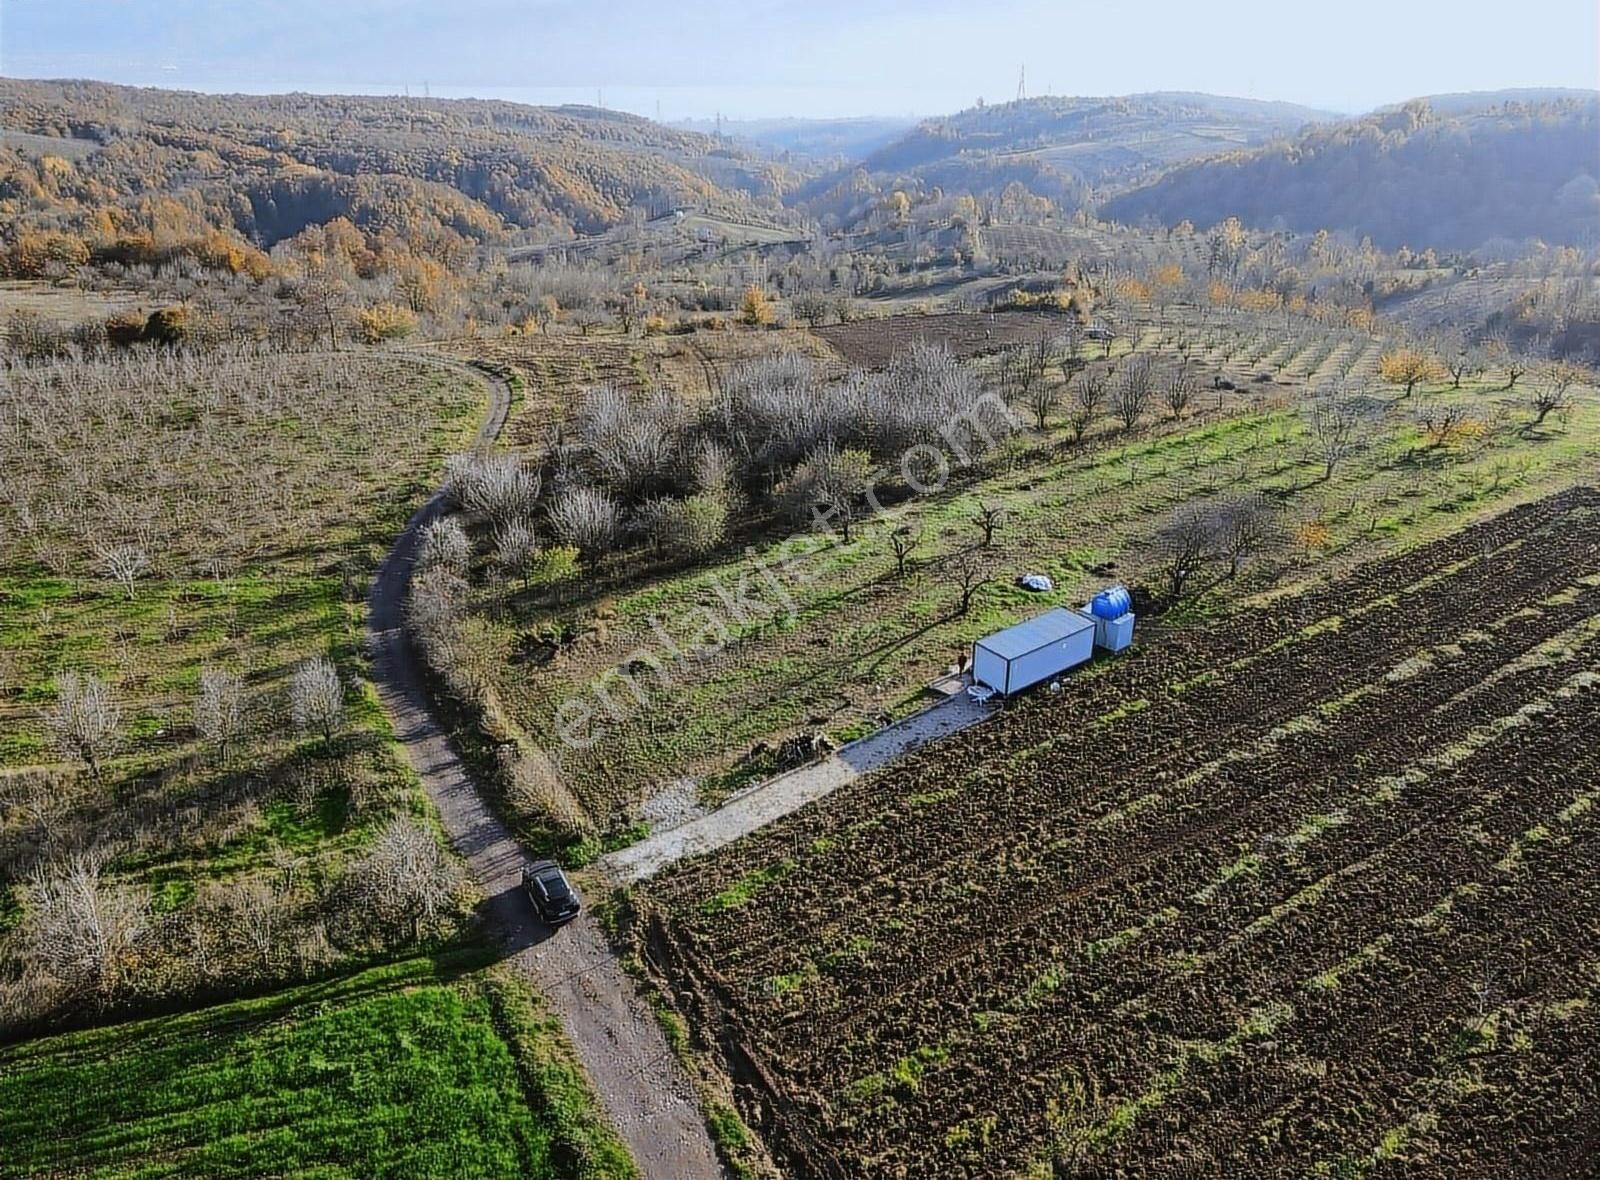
[1103,97,1600,251]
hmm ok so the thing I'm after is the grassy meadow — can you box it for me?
[0,955,635,1180]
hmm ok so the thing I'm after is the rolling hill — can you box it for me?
[1103,97,1600,252]
[0,79,797,253]
[791,91,1334,227]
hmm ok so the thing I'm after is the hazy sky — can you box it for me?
[1,0,1595,119]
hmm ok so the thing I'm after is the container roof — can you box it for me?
[975,608,1094,660]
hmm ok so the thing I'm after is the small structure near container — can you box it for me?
[1088,584,1136,654]
[971,608,1096,697]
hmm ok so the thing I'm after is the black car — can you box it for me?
[522,860,581,925]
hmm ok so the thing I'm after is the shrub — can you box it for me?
[357,302,419,343]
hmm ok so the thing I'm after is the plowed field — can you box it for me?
[639,487,1600,1178]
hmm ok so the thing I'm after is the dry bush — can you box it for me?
[444,451,541,526]
[418,515,471,577]
[499,747,596,842]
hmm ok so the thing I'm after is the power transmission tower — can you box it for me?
[1016,64,1026,103]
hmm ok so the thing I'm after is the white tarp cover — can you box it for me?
[1017,573,1054,592]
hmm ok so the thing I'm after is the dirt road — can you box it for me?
[366,359,722,1179]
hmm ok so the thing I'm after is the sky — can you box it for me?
[0,0,1595,120]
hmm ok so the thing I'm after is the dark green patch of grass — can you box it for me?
[0,955,631,1180]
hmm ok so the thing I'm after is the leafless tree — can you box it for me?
[548,485,620,555]
[45,671,120,779]
[1025,374,1062,431]
[1304,394,1363,482]
[1068,372,1107,444]
[1212,494,1278,578]
[973,501,1007,547]
[23,851,148,995]
[1002,332,1058,409]
[194,667,246,764]
[1056,324,1086,377]
[222,879,285,972]
[888,524,922,577]
[418,516,470,577]
[293,278,352,350]
[1164,360,1198,420]
[290,656,345,747]
[1156,503,1217,600]
[1111,355,1154,432]
[349,818,462,944]
[949,549,998,616]
[1527,361,1586,427]
[95,543,150,599]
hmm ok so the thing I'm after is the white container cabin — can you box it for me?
[971,608,1096,697]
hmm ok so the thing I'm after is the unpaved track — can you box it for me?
[367,359,722,1179]
[604,692,993,883]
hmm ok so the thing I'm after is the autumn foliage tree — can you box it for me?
[740,286,775,327]
[1378,348,1444,397]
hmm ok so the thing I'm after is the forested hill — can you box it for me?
[792,92,1332,228]
[1103,98,1600,252]
[0,79,795,256]
[860,93,1332,180]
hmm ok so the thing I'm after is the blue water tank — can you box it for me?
[1090,585,1132,620]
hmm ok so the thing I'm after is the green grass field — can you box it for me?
[0,956,635,1180]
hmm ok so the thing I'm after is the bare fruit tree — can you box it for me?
[1002,331,1058,411]
[1070,372,1107,444]
[1527,361,1586,427]
[194,667,247,764]
[1164,360,1199,420]
[45,671,121,778]
[23,851,148,995]
[290,656,345,747]
[973,502,1007,547]
[888,523,922,578]
[350,818,463,944]
[95,543,150,600]
[1212,493,1279,578]
[1304,393,1363,482]
[949,549,998,616]
[1025,374,1062,431]
[1157,503,1216,600]
[1111,355,1154,432]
